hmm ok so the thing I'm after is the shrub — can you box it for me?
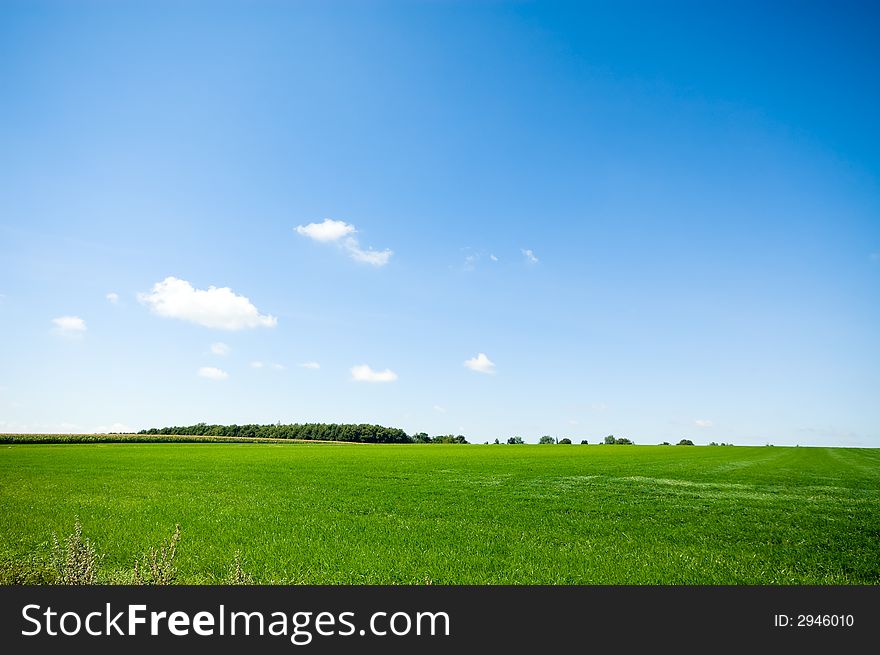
[559,438,572,445]
[507,436,525,445]
[538,435,556,444]
[677,439,695,446]
[223,551,254,585]
[50,518,100,585]
[133,524,181,585]
[580,440,588,445]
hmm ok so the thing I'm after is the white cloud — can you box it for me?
[433,405,447,413]
[198,366,229,380]
[351,364,398,383]
[299,361,321,369]
[295,218,356,242]
[694,419,713,428]
[522,249,539,264]
[272,363,286,370]
[52,316,87,335]
[490,254,499,262]
[106,292,119,304]
[250,361,264,368]
[138,277,277,330]
[295,219,393,267]
[464,352,496,375]
[210,342,230,356]
[342,238,393,267]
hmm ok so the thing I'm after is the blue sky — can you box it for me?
[1,1,878,446]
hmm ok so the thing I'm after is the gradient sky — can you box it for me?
[1,1,878,446]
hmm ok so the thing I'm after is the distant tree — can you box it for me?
[660,441,671,445]
[677,439,694,446]
[538,435,556,445]
[507,436,525,445]
[493,438,500,445]
[708,441,719,446]
[580,439,589,445]
[604,435,616,445]
[559,438,572,445]
[615,437,634,445]
[413,432,431,443]
[431,434,469,444]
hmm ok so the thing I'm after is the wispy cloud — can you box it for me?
[250,361,264,368]
[52,316,86,336]
[458,248,501,272]
[464,352,496,375]
[208,343,229,357]
[198,366,229,380]
[272,363,286,370]
[433,404,447,413]
[299,361,321,370]
[694,419,713,428]
[138,277,277,330]
[522,249,539,264]
[106,292,119,304]
[295,219,393,267]
[351,364,398,383]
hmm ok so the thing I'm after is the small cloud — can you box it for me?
[694,419,713,428]
[210,342,230,356]
[462,252,479,272]
[52,316,87,335]
[295,218,356,242]
[351,364,398,383]
[522,249,539,264]
[250,361,264,368]
[295,219,393,267]
[299,362,321,370]
[272,363,286,370]
[433,405,447,413]
[490,254,499,262]
[342,237,392,267]
[106,292,119,304]
[198,366,229,380]
[464,352,496,375]
[138,277,277,330]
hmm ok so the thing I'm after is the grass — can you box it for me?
[0,442,878,584]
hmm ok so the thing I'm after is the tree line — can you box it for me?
[138,423,468,444]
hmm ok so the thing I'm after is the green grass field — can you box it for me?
[1,442,878,584]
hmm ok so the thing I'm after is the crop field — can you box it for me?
[1,442,878,584]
